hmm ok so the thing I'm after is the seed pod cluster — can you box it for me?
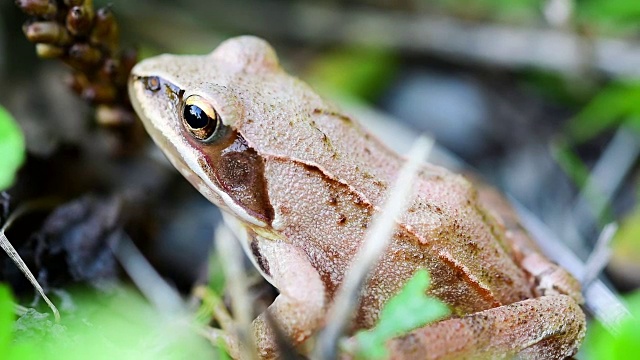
[16,0,142,153]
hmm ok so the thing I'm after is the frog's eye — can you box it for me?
[182,95,222,142]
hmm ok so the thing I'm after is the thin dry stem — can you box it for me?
[581,223,616,287]
[110,232,185,314]
[215,223,258,360]
[313,135,434,360]
[510,200,630,333]
[0,230,60,322]
[569,127,640,251]
[0,201,61,322]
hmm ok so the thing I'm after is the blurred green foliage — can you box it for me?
[208,251,227,296]
[521,70,595,107]
[432,0,640,34]
[577,0,640,34]
[305,47,398,103]
[0,105,26,191]
[0,284,216,360]
[552,143,592,190]
[566,82,640,144]
[6,1,640,359]
[553,81,640,225]
[611,205,640,267]
[434,0,539,23]
[585,290,640,359]
[0,286,37,359]
[351,269,450,359]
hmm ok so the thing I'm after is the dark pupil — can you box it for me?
[184,105,210,129]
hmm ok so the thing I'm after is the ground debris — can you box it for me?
[30,195,122,290]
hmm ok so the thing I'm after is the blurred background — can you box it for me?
[1,0,640,358]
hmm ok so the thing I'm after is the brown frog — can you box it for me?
[128,36,586,359]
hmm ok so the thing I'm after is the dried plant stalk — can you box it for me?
[16,0,142,153]
[313,136,434,359]
[0,204,60,321]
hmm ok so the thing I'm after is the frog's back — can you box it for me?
[261,145,535,328]
[218,37,536,328]
[239,81,535,325]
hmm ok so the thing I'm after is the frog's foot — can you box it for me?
[383,295,586,360]
[521,252,584,304]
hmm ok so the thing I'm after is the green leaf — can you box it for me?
[585,290,640,358]
[0,105,26,191]
[352,270,450,359]
[565,83,640,143]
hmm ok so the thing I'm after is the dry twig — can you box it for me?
[313,136,434,359]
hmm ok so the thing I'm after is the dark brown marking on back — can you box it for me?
[283,159,531,321]
[313,108,353,124]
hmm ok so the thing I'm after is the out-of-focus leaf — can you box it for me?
[521,71,592,106]
[5,286,216,360]
[578,0,640,33]
[434,0,539,23]
[217,338,232,360]
[0,285,13,352]
[208,251,226,296]
[565,83,640,143]
[305,47,397,102]
[0,105,26,191]
[0,285,39,360]
[552,142,591,190]
[585,290,640,359]
[612,207,640,259]
[352,270,449,359]
[608,206,640,286]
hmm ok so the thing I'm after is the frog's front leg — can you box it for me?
[250,236,326,359]
[382,294,586,359]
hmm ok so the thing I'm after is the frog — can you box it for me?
[128,36,586,359]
